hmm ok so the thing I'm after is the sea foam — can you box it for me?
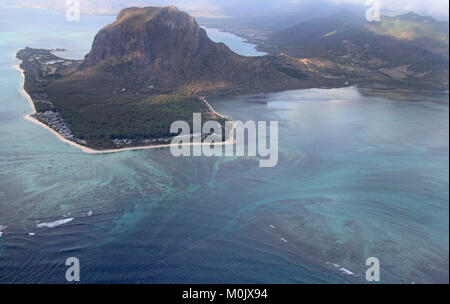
[339,267,355,276]
[0,225,6,237]
[36,218,74,228]
[327,262,355,276]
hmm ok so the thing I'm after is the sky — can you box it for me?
[150,0,450,19]
[130,0,450,20]
[330,0,449,20]
[3,0,449,20]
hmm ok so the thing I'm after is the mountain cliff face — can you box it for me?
[84,6,213,66]
[78,6,294,93]
[82,7,226,86]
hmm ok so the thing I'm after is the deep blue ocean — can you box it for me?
[0,6,448,284]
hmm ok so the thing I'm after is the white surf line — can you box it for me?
[0,225,7,237]
[14,62,236,155]
[36,217,74,228]
[339,267,355,276]
[326,262,355,276]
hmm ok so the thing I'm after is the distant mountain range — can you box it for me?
[263,10,449,90]
[198,0,367,32]
[369,12,449,59]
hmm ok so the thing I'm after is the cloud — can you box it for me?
[330,0,449,19]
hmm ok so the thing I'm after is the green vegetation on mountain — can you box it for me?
[263,11,449,90]
[371,13,448,42]
[368,13,449,59]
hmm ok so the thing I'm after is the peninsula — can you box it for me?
[16,6,449,151]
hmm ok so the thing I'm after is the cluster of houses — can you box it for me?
[111,137,172,148]
[33,111,86,145]
[110,131,222,148]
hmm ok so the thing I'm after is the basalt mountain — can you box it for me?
[78,6,294,93]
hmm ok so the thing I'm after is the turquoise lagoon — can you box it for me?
[0,6,448,283]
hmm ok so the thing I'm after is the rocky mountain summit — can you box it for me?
[77,6,298,94]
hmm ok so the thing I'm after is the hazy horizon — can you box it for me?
[2,0,449,20]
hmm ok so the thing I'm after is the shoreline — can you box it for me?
[200,96,229,119]
[14,63,235,155]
